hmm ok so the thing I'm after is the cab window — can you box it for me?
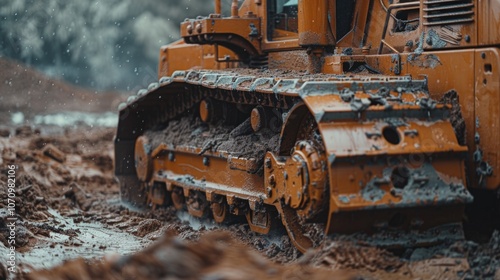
[267,0,298,40]
[334,0,356,41]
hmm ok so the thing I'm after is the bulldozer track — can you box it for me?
[116,69,472,252]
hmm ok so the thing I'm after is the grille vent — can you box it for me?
[423,0,474,26]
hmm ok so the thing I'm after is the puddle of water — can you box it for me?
[11,111,117,127]
[4,209,147,272]
[33,112,117,127]
[11,112,25,124]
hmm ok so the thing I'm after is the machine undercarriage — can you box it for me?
[116,69,473,251]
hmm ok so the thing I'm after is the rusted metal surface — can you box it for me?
[298,0,334,47]
[115,0,500,252]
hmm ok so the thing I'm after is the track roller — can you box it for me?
[186,190,209,218]
[148,182,171,210]
[171,187,185,210]
[211,195,229,223]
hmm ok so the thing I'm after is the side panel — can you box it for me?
[474,48,500,190]
[478,0,500,45]
[158,41,237,77]
[366,49,476,147]
[364,48,499,190]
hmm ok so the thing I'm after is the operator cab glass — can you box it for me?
[334,0,356,41]
[266,0,357,42]
[267,0,298,41]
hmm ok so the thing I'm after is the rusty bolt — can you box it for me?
[196,23,202,33]
[187,24,193,34]
[203,156,210,166]
[168,152,175,161]
[481,52,486,59]
[465,35,471,43]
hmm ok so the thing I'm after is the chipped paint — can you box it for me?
[427,29,447,49]
[407,54,442,69]
[359,163,473,208]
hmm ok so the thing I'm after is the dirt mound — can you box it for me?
[307,240,403,272]
[0,127,118,249]
[0,57,125,124]
[24,232,354,280]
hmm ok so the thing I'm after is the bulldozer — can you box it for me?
[115,0,500,252]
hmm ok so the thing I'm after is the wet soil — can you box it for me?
[2,59,500,280]
[146,114,279,164]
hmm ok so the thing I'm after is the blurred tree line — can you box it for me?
[0,0,237,91]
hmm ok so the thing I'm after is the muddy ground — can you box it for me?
[1,59,500,280]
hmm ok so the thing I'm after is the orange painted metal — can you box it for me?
[297,0,334,47]
[214,0,221,15]
[134,136,153,182]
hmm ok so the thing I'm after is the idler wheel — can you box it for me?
[289,140,328,221]
[134,136,153,182]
